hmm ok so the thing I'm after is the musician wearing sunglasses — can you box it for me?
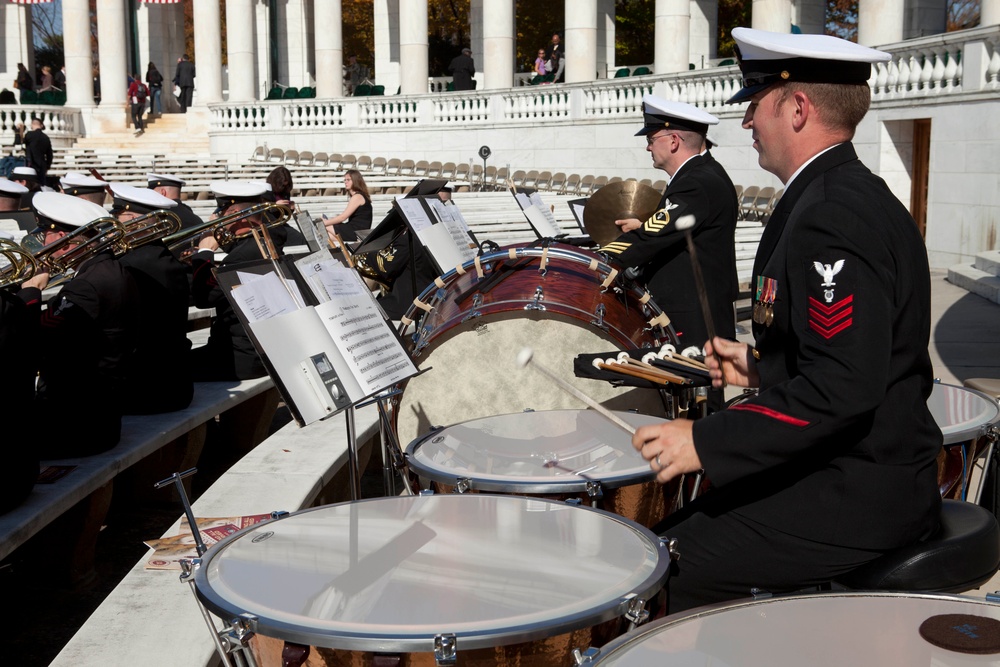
[30,193,141,458]
[110,183,193,414]
[188,181,287,381]
[632,29,941,613]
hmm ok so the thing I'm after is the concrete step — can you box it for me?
[974,250,1000,276]
[947,263,1000,305]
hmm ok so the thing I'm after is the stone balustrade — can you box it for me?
[0,106,81,142]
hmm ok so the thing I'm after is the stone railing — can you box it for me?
[208,25,1000,133]
[0,106,81,142]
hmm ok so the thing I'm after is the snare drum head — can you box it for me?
[407,409,666,493]
[592,592,1000,665]
[929,383,1000,445]
[195,495,669,653]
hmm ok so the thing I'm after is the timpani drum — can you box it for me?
[405,409,678,528]
[393,244,678,446]
[193,494,671,667]
[929,383,1000,501]
[583,592,1000,665]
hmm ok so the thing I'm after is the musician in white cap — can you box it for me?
[60,172,110,205]
[146,172,204,231]
[110,183,193,414]
[189,181,287,380]
[0,179,29,212]
[11,166,40,208]
[633,28,941,612]
[601,96,738,357]
[30,192,140,457]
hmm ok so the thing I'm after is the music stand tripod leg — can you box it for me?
[345,406,361,501]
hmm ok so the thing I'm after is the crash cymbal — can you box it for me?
[584,180,662,247]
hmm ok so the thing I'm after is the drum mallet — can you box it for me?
[675,214,725,387]
[517,348,635,435]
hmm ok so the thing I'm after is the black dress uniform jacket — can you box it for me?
[1,285,41,511]
[601,152,738,348]
[118,240,194,413]
[36,251,140,457]
[190,226,287,381]
[693,143,941,550]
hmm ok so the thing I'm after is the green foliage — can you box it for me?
[515,2,564,72]
[615,0,654,65]
[718,0,752,57]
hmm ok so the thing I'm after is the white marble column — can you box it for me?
[565,0,597,83]
[984,0,1000,26]
[469,0,484,81]
[96,0,128,106]
[63,0,94,107]
[254,0,271,95]
[399,0,428,94]
[597,0,615,77]
[751,0,792,33]
[277,0,313,88]
[375,0,400,95]
[193,0,223,104]
[858,0,904,45]
[792,0,825,33]
[315,0,343,97]
[656,0,690,74]
[482,0,514,89]
[227,0,257,101]
[689,0,718,67]
[3,4,35,86]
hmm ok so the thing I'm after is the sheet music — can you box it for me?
[236,269,306,309]
[513,192,532,211]
[231,271,301,323]
[570,201,587,229]
[294,250,359,303]
[417,222,476,271]
[528,192,560,230]
[395,197,434,232]
[316,296,417,397]
[523,205,563,238]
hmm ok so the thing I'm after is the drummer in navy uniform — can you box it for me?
[601,97,738,353]
[60,172,110,206]
[631,29,942,613]
[189,181,286,381]
[147,172,204,231]
[31,193,140,457]
[110,183,194,413]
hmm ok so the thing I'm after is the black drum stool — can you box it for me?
[835,499,1000,593]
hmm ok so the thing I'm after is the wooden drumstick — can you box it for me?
[517,348,636,435]
[597,360,684,386]
[675,214,725,386]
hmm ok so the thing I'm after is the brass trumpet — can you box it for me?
[0,237,38,288]
[120,210,182,249]
[163,202,292,259]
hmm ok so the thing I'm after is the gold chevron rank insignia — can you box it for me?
[601,241,632,255]
[643,209,670,233]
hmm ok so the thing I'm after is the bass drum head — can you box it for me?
[396,312,665,446]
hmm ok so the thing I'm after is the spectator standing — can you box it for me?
[448,48,476,91]
[546,33,565,82]
[146,62,164,116]
[15,63,33,103]
[345,55,368,95]
[127,74,148,135]
[54,65,66,91]
[23,119,53,185]
[533,49,550,77]
[173,54,195,113]
[38,66,54,93]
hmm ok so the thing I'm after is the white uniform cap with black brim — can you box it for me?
[635,94,720,137]
[0,179,29,197]
[110,182,178,216]
[726,27,891,104]
[146,172,186,189]
[59,172,109,197]
[210,180,268,211]
[32,192,110,232]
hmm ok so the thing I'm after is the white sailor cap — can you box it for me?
[635,95,719,137]
[727,27,891,104]
[110,183,177,215]
[60,172,109,196]
[146,172,186,188]
[211,180,269,209]
[12,166,38,182]
[32,192,109,231]
[0,178,29,197]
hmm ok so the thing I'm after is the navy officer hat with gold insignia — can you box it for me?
[110,183,177,216]
[31,191,109,232]
[727,27,891,104]
[635,95,720,137]
[210,180,268,213]
[60,172,109,197]
[146,172,186,189]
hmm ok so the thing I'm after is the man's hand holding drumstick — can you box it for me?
[632,336,761,484]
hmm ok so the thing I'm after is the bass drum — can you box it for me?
[394,243,678,446]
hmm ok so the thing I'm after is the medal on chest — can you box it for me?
[753,275,778,326]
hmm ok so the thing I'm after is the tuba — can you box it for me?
[163,202,292,260]
[0,237,38,288]
[120,210,182,250]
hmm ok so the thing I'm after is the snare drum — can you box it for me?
[405,409,678,527]
[586,592,1000,665]
[393,244,678,446]
[929,383,1000,500]
[193,494,670,667]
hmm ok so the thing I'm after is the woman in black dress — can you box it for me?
[323,169,372,243]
